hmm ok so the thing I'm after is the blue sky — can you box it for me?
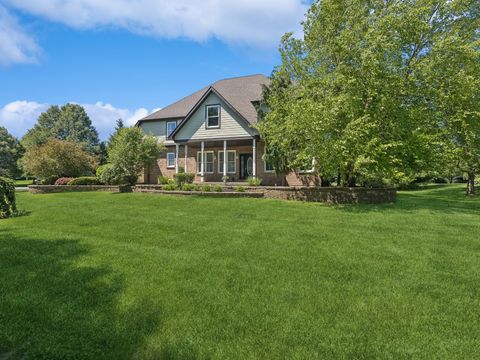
[0,1,308,140]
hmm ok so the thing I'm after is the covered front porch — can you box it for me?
[172,137,260,183]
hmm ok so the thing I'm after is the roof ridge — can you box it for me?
[213,73,268,84]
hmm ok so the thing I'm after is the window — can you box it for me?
[167,152,175,168]
[299,158,315,173]
[218,150,236,174]
[197,151,214,173]
[264,158,274,173]
[205,105,220,128]
[166,121,177,137]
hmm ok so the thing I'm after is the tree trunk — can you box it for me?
[466,172,475,196]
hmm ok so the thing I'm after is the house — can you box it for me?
[136,74,319,186]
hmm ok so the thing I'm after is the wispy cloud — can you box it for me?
[0,5,39,66]
[5,0,307,48]
[0,100,157,140]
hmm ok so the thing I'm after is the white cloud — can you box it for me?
[80,101,158,139]
[0,5,40,66]
[0,100,157,140]
[5,0,307,47]
[0,100,48,137]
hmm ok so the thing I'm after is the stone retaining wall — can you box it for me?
[28,185,132,194]
[134,185,396,204]
[259,187,396,204]
[134,189,264,198]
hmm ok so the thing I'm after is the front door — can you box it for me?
[239,154,253,180]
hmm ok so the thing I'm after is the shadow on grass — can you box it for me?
[333,185,479,215]
[0,232,163,360]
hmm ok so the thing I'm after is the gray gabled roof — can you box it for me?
[138,74,270,125]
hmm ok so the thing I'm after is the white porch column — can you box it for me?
[252,138,257,178]
[223,140,227,177]
[175,144,179,174]
[200,141,205,183]
[184,144,188,173]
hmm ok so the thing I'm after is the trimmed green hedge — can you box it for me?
[67,177,102,185]
[0,177,16,219]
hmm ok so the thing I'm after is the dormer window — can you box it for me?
[166,121,177,137]
[206,105,220,129]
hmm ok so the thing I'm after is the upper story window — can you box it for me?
[166,121,177,137]
[206,105,220,129]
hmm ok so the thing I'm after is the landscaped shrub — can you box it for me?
[0,177,16,219]
[158,176,170,185]
[221,175,229,184]
[54,177,74,185]
[236,185,245,193]
[202,184,211,192]
[214,185,223,192]
[20,139,97,184]
[163,184,177,191]
[103,127,163,185]
[174,172,195,187]
[96,164,110,178]
[247,177,262,186]
[67,177,102,185]
[182,183,193,191]
[193,184,201,191]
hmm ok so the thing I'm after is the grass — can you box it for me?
[1,185,479,359]
[14,179,33,187]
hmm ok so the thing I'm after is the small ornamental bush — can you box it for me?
[96,164,110,178]
[158,176,170,185]
[182,183,193,191]
[174,172,195,187]
[193,184,201,191]
[54,177,74,185]
[202,184,211,192]
[163,184,177,191]
[67,177,102,185]
[221,175,229,184]
[20,139,97,184]
[0,177,16,219]
[214,185,223,192]
[247,177,262,186]
[236,185,245,193]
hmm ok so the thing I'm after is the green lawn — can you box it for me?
[1,185,479,359]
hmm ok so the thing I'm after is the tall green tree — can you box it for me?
[107,118,125,150]
[54,104,100,153]
[21,105,61,149]
[0,127,23,178]
[21,104,100,154]
[99,127,163,186]
[421,0,480,195]
[258,0,475,189]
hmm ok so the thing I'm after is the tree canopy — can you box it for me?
[22,104,100,154]
[258,0,479,193]
[0,126,23,178]
[99,127,163,186]
[20,139,97,184]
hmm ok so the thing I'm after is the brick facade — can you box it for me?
[140,140,321,186]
